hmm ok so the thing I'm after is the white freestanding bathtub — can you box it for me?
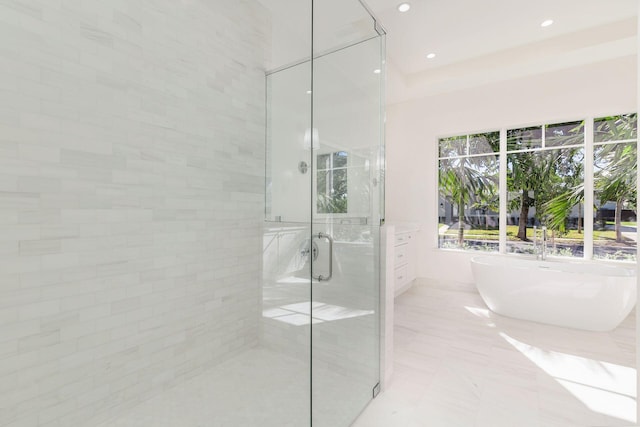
[470,255,637,331]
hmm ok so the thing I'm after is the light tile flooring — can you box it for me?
[92,348,309,427]
[90,345,367,427]
[354,281,636,427]
[89,281,636,427]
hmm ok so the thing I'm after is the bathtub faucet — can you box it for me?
[534,226,548,260]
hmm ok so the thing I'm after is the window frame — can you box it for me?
[437,131,501,252]
[436,113,638,263]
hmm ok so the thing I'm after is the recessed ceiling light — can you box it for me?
[541,19,554,27]
[397,3,410,12]
[373,69,381,74]
[306,90,312,94]
[426,53,436,59]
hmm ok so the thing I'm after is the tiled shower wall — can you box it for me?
[0,1,268,425]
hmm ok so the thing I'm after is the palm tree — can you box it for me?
[472,186,499,230]
[594,114,637,243]
[508,149,562,240]
[542,149,585,234]
[543,115,636,243]
[595,143,636,242]
[440,155,498,246]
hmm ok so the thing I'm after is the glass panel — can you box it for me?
[507,126,543,151]
[469,131,500,155]
[593,140,637,261]
[332,169,348,210]
[333,151,348,168]
[311,29,383,427]
[545,120,585,147]
[317,169,328,199]
[439,135,467,157]
[263,60,311,425]
[318,153,330,170]
[266,62,312,224]
[506,148,584,257]
[317,164,348,214]
[594,113,638,143]
[438,155,499,251]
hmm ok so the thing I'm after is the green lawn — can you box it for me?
[439,224,636,242]
[605,221,637,227]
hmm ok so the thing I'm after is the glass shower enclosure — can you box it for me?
[0,0,384,426]
[263,0,386,425]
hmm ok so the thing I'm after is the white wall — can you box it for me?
[0,1,267,425]
[386,56,638,283]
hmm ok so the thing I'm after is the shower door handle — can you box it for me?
[312,232,333,282]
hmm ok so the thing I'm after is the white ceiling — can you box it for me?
[365,0,638,103]
[257,0,638,105]
[367,0,637,73]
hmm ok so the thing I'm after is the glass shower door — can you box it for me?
[263,59,313,426]
[264,1,385,424]
[310,4,385,424]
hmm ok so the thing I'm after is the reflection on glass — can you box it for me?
[469,131,500,155]
[439,132,500,158]
[545,120,584,147]
[333,151,348,167]
[438,153,499,251]
[506,148,584,257]
[593,114,637,261]
[595,113,638,143]
[317,151,348,214]
[318,153,330,169]
[439,135,467,158]
[507,126,543,151]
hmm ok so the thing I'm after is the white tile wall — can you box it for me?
[0,1,268,425]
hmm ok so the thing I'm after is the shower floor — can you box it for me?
[92,348,309,427]
[354,280,636,427]
[90,344,370,427]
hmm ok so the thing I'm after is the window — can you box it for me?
[317,151,348,214]
[593,114,637,261]
[438,132,499,251]
[506,121,584,257]
[437,114,638,262]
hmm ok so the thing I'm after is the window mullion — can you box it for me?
[584,118,594,260]
[499,128,507,254]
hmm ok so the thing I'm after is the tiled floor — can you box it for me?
[90,344,369,427]
[354,280,636,427]
[92,348,309,427]
[89,280,635,427]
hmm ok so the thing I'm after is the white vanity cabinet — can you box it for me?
[381,224,418,389]
[393,227,417,296]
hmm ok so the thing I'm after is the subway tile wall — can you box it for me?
[0,1,268,425]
